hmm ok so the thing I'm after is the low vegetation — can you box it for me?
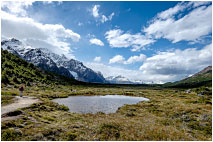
[1,84,212,141]
[1,49,79,87]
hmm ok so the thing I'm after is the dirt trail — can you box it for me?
[1,96,40,117]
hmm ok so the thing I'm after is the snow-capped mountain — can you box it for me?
[106,75,133,84]
[106,75,146,84]
[1,38,106,83]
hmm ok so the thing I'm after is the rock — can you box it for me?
[185,89,191,94]
[125,112,136,117]
[32,133,44,141]
[201,114,211,121]
[129,108,136,112]
[197,91,204,97]
[14,129,23,135]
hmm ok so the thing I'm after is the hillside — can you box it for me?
[164,66,212,88]
[1,49,79,86]
[2,38,106,83]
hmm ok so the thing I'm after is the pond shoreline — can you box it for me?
[52,95,149,114]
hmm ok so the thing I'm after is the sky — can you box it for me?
[1,1,212,83]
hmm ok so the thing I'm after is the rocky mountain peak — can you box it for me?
[1,38,106,83]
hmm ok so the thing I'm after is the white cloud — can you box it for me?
[1,10,80,58]
[157,3,186,19]
[144,3,212,43]
[1,1,34,16]
[91,5,114,23]
[108,12,115,20]
[109,55,125,64]
[101,15,108,23]
[124,54,147,64]
[188,1,212,8]
[42,1,53,5]
[94,56,101,62]
[101,12,115,23]
[86,44,212,83]
[90,38,104,46]
[105,29,155,51]
[78,22,83,26]
[85,62,179,84]
[109,54,147,64]
[140,44,212,77]
[92,5,100,18]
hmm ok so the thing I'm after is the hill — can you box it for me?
[1,49,79,86]
[164,66,212,88]
[2,38,106,83]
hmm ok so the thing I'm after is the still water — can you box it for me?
[53,95,149,114]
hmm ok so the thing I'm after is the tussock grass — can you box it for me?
[1,85,212,141]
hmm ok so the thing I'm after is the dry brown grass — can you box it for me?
[1,85,212,141]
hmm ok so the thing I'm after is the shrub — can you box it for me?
[1,92,18,96]
[98,123,121,140]
[66,132,77,141]
[43,116,55,121]
[1,128,22,141]
[58,105,69,111]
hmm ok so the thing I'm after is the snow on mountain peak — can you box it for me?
[1,38,106,83]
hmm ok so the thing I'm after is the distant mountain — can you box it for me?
[1,38,106,83]
[1,49,78,86]
[106,75,145,84]
[164,66,212,88]
[106,75,133,84]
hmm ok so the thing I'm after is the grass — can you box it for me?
[1,85,212,141]
[1,91,19,106]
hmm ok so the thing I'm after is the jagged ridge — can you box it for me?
[1,38,106,83]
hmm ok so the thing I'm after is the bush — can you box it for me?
[1,128,22,141]
[1,74,9,84]
[66,132,77,141]
[58,105,69,111]
[1,92,18,96]
[98,123,121,140]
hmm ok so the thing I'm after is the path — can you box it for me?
[1,96,40,117]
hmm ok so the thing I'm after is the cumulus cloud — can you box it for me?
[86,44,212,83]
[108,12,115,20]
[109,54,147,64]
[140,44,212,76]
[101,12,115,23]
[91,5,114,23]
[188,1,212,8]
[1,9,80,58]
[90,38,104,46]
[94,56,101,62]
[143,2,212,43]
[105,29,155,51]
[124,54,147,64]
[85,62,179,84]
[1,1,34,16]
[92,5,100,18]
[109,55,125,64]
[157,3,186,19]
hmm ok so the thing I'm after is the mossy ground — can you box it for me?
[1,84,212,141]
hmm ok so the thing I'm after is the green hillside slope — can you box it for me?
[164,66,212,88]
[1,49,78,86]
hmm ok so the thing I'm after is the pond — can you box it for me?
[52,95,149,114]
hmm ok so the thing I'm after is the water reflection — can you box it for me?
[53,95,149,114]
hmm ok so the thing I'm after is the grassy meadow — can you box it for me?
[1,84,212,141]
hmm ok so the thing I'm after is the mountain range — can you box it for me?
[164,66,212,88]
[1,38,212,86]
[106,75,145,84]
[1,38,106,83]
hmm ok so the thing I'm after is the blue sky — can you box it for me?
[1,1,212,83]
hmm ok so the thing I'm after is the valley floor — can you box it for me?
[1,84,212,141]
